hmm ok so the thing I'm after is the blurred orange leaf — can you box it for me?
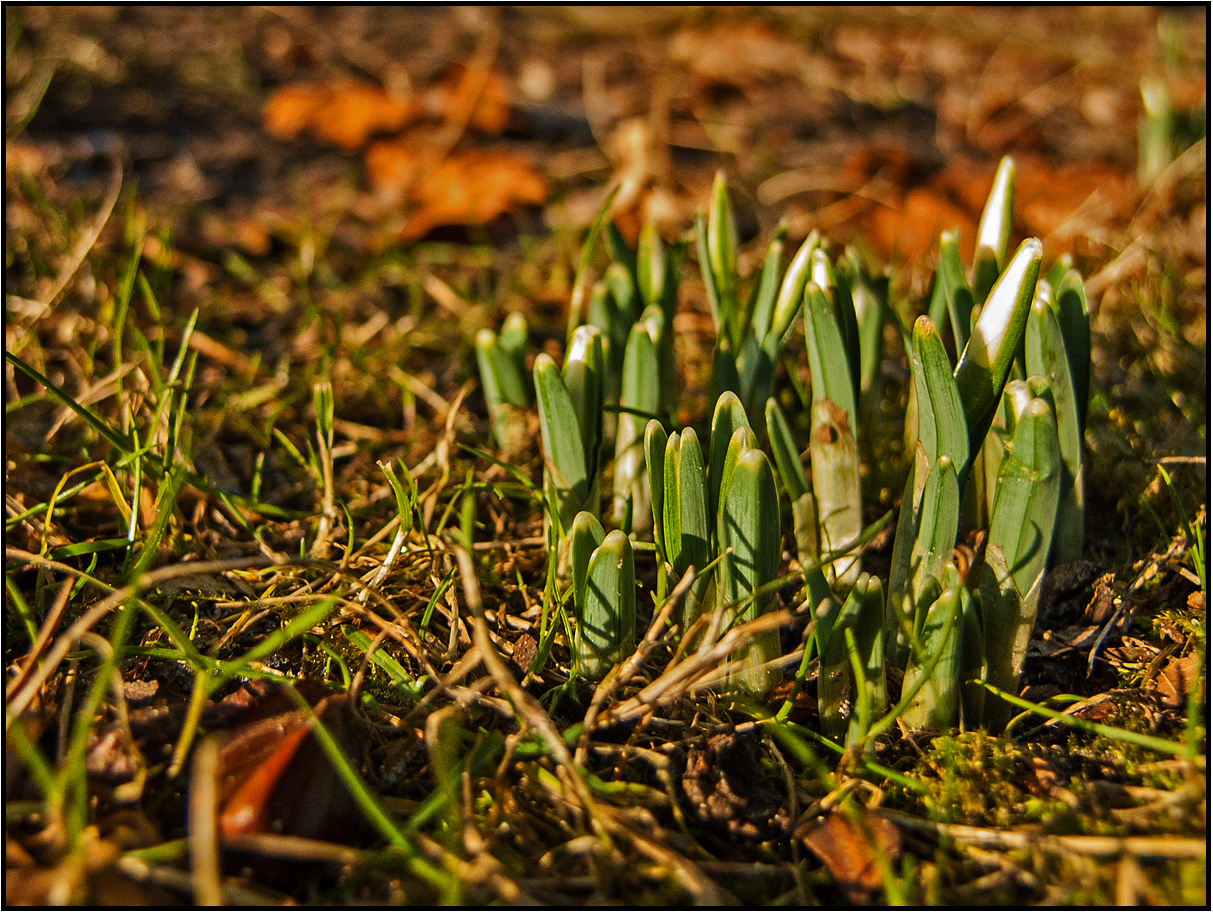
[467,72,511,134]
[364,135,425,195]
[870,185,976,264]
[438,66,511,135]
[367,142,547,241]
[264,80,419,149]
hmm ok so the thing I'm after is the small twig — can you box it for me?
[594,609,792,730]
[876,808,1207,860]
[575,566,692,766]
[1087,588,1129,675]
[116,854,286,906]
[220,833,364,865]
[454,545,606,840]
[5,577,73,701]
[188,737,224,906]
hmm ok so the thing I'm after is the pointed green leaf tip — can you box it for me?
[954,237,1042,457]
[973,155,1015,302]
[534,353,590,535]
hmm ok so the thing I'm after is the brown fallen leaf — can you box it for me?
[797,806,903,905]
[1154,650,1201,709]
[214,681,366,842]
[262,82,334,141]
[364,134,425,196]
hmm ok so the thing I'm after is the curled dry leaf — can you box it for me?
[1153,650,1201,709]
[797,807,903,905]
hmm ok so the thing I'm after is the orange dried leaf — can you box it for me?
[365,136,425,195]
[263,83,334,141]
[313,81,419,149]
[869,186,976,263]
[219,718,311,837]
[398,150,547,242]
[797,808,903,904]
[263,80,419,149]
[437,65,512,135]
[468,72,511,134]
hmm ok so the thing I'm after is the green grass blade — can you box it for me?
[614,310,663,529]
[706,170,740,348]
[663,429,710,578]
[695,212,722,337]
[342,626,422,701]
[219,595,340,678]
[804,284,858,440]
[901,580,963,731]
[764,397,809,502]
[1053,268,1091,433]
[563,324,605,483]
[843,249,887,397]
[768,229,818,357]
[977,683,1194,755]
[636,221,666,310]
[750,223,787,343]
[910,315,971,481]
[664,428,711,638]
[570,510,606,621]
[909,454,960,615]
[6,351,135,456]
[957,584,986,728]
[989,396,1062,599]
[819,572,886,743]
[644,420,669,565]
[811,249,862,404]
[981,396,1062,726]
[927,229,975,356]
[708,391,752,524]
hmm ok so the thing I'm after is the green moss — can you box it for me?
[891,731,1066,828]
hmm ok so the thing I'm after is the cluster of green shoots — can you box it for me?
[477,156,1090,744]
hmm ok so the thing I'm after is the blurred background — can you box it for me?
[7,6,1205,267]
[6,6,1207,516]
